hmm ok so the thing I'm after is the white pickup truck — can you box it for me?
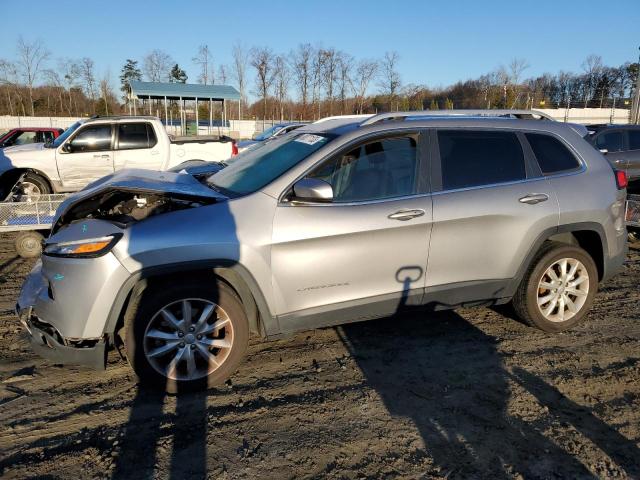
[0,116,237,197]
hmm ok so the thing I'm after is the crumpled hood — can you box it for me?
[53,168,227,227]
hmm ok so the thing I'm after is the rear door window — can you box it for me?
[118,123,157,150]
[525,133,580,174]
[595,131,624,152]
[437,130,526,190]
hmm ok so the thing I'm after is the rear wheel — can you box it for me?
[124,279,249,393]
[512,242,598,332]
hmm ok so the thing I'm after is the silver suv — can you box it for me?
[17,112,628,391]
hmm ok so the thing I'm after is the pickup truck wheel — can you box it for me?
[512,242,598,333]
[124,280,249,393]
[18,172,51,200]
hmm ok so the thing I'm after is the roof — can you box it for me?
[129,81,240,101]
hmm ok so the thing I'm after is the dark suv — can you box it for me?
[587,125,640,181]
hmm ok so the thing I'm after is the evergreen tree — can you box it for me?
[170,64,188,83]
[119,59,142,102]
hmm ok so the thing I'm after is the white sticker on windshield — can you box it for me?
[294,134,325,145]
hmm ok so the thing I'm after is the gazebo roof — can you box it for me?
[129,81,240,101]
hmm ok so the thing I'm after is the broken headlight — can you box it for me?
[43,234,122,258]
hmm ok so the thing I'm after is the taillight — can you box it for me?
[615,169,628,190]
[231,140,238,156]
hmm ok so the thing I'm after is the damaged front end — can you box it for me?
[51,168,227,233]
[17,168,229,369]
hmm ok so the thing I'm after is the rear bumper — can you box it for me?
[16,304,106,370]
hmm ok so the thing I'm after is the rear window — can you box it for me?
[438,130,525,190]
[526,133,580,174]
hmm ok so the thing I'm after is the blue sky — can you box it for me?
[1,0,638,97]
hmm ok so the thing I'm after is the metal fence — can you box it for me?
[0,194,67,232]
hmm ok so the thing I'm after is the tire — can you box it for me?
[124,279,249,393]
[14,231,44,258]
[18,172,51,199]
[512,242,598,333]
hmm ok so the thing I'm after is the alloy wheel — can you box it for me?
[143,298,234,381]
[536,257,589,322]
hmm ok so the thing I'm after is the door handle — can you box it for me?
[150,150,160,155]
[388,209,426,221]
[93,154,110,159]
[519,193,549,205]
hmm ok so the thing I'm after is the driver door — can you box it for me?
[271,132,432,333]
[57,123,115,190]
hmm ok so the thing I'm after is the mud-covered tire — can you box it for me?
[14,231,44,258]
[124,279,249,393]
[512,242,598,333]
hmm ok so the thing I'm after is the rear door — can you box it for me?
[425,129,559,302]
[58,123,115,190]
[271,131,432,331]
[113,122,162,171]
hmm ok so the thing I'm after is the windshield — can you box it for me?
[254,125,282,141]
[50,121,83,148]
[208,133,332,195]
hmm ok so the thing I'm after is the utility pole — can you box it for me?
[631,46,640,124]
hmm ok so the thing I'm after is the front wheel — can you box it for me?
[124,280,249,393]
[512,242,598,332]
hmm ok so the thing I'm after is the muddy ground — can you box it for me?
[0,233,639,480]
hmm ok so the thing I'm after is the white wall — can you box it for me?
[537,108,630,124]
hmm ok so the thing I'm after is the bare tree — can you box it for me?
[311,47,325,119]
[98,70,113,115]
[0,59,19,115]
[80,57,96,111]
[218,64,228,85]
[337,52,353,114]
[582,54,603,104]
[193,45,213,85]
[143,49,173,82]
[320,48,339,115]
[58,59,81,115]
[16,37,50,116]
[351,59,378,114]
[44,68,65,114]
[379,51,401,111]
[250,47,275,123]
[273,55,290,121]
[290,43,313,119]
[507,58,529,108]
[231,42,249,119]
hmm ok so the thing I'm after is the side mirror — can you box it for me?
[599,148,608,155]
[62,142,73,153]
[292,178,333,203]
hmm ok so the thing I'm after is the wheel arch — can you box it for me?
[0,167,55,194]
[512,223,607,296]
[105,261,275,345]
